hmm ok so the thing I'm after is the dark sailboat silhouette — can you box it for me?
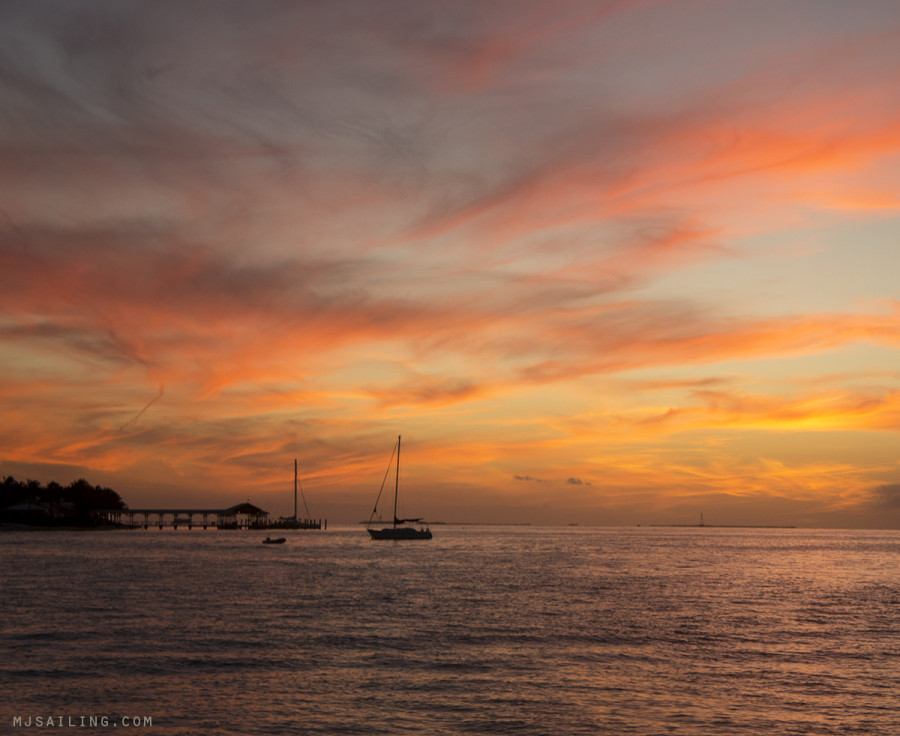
[367,435,432,540]
[270,460,323,530]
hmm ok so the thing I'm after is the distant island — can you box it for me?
[1,476,127,528]
[644,523,797,529]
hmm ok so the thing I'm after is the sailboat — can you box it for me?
[271,460,323,530]
[367,435,432,540]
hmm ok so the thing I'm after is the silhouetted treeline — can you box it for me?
[1,476,127,526]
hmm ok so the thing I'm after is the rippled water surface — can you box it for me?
[2,527,898,734]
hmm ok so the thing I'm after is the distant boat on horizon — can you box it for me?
[262,536,286,544]
[367,435,432,540]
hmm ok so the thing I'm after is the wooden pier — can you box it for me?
[97,501,323,530]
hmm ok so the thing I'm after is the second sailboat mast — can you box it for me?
[394,435,401,526]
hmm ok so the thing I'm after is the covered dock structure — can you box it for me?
[97,501,273,530]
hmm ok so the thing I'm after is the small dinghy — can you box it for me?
[262,536,286,544]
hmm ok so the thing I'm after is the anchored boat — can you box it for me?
[367,435,432,540]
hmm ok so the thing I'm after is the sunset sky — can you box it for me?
[2,0,899,527]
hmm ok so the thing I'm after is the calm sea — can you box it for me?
[1,526,898,735]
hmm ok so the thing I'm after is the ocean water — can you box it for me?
[1,526,898,735]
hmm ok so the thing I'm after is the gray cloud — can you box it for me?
[874,483,900,509]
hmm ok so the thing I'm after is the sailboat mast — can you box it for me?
[294,459,298,521]
[393,435,401,527]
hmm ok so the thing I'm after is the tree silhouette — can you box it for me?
[1,476,127,526]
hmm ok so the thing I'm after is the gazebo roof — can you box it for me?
[222,501,268,515]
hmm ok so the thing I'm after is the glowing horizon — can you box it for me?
[1,1,899,527]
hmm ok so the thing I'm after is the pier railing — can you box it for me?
[96,506,324,530]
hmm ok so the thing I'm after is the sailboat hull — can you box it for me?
[368,526,432,540]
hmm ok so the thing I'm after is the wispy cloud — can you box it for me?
[2,1,900,526]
